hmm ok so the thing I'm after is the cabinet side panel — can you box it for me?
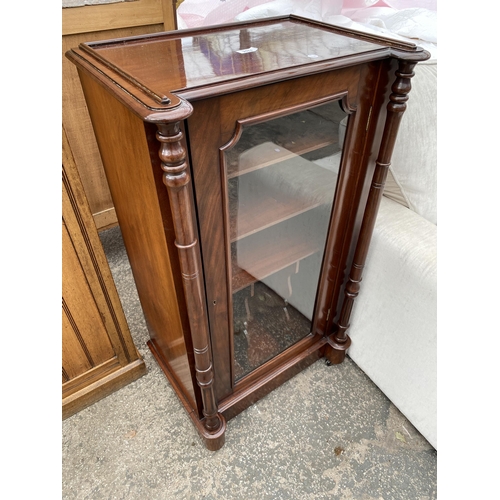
[78,70,198,409]
[62,25,167,230]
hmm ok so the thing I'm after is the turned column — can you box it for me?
[326,58,419,364]
[156,118,225,449]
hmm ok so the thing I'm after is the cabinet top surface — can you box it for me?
[69,15,426,113]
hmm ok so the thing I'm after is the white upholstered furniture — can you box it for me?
[349,58,437,448]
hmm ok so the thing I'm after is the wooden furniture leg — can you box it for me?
[326,58,419,364]
[156,117,226,450]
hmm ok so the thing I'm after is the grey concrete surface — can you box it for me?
[62,226,437,500]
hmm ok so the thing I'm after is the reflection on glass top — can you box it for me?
[91,19,385,95]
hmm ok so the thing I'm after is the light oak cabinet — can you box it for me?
[62,0,177,230]
[62,128,147,419]
[67,16,429,447]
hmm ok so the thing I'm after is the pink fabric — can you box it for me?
[178,0,273,28]
[177,0,437,29]
[377,0,436,10]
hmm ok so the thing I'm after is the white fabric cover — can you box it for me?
[348,196,437,448]
[387,61,437,224]
[337,60,437,224]
[343,5,437,44]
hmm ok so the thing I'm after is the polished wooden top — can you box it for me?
[67,15,428,116]
[84,20,385,93]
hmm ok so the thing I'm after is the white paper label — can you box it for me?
[236,47,258,54]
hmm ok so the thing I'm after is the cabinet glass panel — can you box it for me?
[225,100,348,381]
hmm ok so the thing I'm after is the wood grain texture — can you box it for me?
[62,0,170,35]
[157,115,225,438]
[62,359,147,420]
[62,127,146,418]
[78,19,383,97]
[62,226,115,372]
[313,61,385,342]
[75,73,200,411]
[63,27,164,229]
[62,0,176,229]
[330,58,419,362]
[73,15,427,107]
[188,67,361,401]
[62,301,94,381]
[63,130,139,365]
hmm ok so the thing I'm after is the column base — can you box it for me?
[197,414,226,451]
[324,334,352,365]
[148,339,226,451]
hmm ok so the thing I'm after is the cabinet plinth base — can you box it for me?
[147,340,226,451]
[324,334,352,365]
[220,335,328,421]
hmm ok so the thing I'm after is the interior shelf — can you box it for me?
[228,155,338,242]
[225,100,347,381]
[229,184,325,242]
[226,106,344,179]
[227,139,339,179]
[231,228,322,293]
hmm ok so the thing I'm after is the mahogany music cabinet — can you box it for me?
[67,15,429,450]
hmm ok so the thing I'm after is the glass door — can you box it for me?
[223,99,348,381]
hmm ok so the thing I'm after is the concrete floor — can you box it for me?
[62,226,437,499]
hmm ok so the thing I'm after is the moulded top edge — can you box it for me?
[74,16,425,107]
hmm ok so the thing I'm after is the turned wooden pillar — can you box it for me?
[156,117,226,450]
[326,58,418,364]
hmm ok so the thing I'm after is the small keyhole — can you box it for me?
[213,300,216,306]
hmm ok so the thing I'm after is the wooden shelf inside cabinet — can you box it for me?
[226,105,344,179]
[66,13,430,449]
[228,151,339,242]
[231,209,329,293]
[231,243,321,293]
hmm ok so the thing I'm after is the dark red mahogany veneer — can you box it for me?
[67,15,429,450]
